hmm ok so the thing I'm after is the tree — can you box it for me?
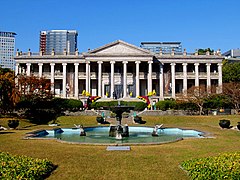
[222,60,240,83]
[204,94,232,109]
[15,75,54,124]
[17,74,52,100]
[222,82,240,110]
[182,85,209,115]
[0,68,20,114]
[198,48,214,55]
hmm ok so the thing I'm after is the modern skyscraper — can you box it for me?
[39,30,78,54]
[140,42,182,54]
[0,31,16,70]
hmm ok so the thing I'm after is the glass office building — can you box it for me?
[140,42,182,54]
[40,30,78,54]
[0,31,16,70]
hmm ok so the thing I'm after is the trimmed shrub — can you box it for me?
[16,98,83,124]
[175,101,198,111]
[156,99,177,110]
[91,101,146,111]
[0,152,55,179]
[25,109,58,125]
[181,152,240,180]
[52,98,83,111]
[120,101,147,111]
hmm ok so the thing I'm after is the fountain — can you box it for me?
[105,100,134,140]
[27,100,205,144]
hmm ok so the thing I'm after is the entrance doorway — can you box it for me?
[114,85,123,99]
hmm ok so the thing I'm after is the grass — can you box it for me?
[0,115,240,179]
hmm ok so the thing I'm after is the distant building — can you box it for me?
[39,30,78,54]
[0,31,16,70]
[140,42,182,54]
[222,49,240,58]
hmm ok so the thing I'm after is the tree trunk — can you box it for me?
[199,106,203,115]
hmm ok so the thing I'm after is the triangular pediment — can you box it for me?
[88,40,151,55]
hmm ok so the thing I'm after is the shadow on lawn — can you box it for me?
[0,132,15,135]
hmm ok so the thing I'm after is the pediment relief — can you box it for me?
[88,40,151,55]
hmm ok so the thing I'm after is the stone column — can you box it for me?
[15,63,19,76]
[206,63,211,92]
[50,63,55,93]
[19,66,22,75]
[159,63,164,100]
[85,61,90,93]
[97,61,103,97]
[123,61,128,98]
[171,63,176,98]
[218,63,223,93]
[194,63,199,87]
[62,63,67,98]
[148,61,153,94]
[38,63,43,77]
[26,63,31,76]
[74,63,79,99]
[183,63,187,94]
[110,61,115,98]
[135,61,140,97]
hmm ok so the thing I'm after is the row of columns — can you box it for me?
[168,62,223,98]
[15,61,222,99]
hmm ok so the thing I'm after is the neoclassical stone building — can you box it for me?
[15,40,223,103]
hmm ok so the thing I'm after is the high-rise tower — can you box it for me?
[0,31,16,70]
[39,30,78,54]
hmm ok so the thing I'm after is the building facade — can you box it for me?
[15,40,223,103]
[0,31,16,70]
[140,42,182,54]
[39,30,78,54]
[222,49,240,58]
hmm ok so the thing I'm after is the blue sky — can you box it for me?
[1,0,240,53]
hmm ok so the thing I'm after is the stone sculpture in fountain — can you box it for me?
[105,100,133,140]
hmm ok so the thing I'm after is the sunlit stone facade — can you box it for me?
[15,40,223,102]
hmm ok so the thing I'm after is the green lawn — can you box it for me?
[0,115,240,179]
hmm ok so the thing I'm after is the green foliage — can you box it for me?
[25,109,58,125]
[156,99,177,110]
[91,101,146,111]
[176,101,198,111]
[16,98,83,124]
[223,61,240,83]
[181,152,240,180]
[52,98,83,111]
[198,48,214,55]
[0,67,15,114]
[204,94,233,109]
[0,152,55,179]
[120,101,147,111]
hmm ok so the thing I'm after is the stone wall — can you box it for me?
[139,110,199,116]
[64,109,199,116]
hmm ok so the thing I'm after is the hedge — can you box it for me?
[90,101,147,111]
[0,152,55,179]
[181,152,240,180]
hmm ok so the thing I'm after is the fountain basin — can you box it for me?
[26,126,204,145]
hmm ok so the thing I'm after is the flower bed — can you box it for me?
[0,152,55,179]
[181,152,240,179]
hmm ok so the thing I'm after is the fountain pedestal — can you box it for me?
[104,101,133,139]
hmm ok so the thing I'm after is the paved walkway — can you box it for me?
[103,117,136,125]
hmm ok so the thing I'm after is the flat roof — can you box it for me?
[0,31,17,35]
[141,42,181,45]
